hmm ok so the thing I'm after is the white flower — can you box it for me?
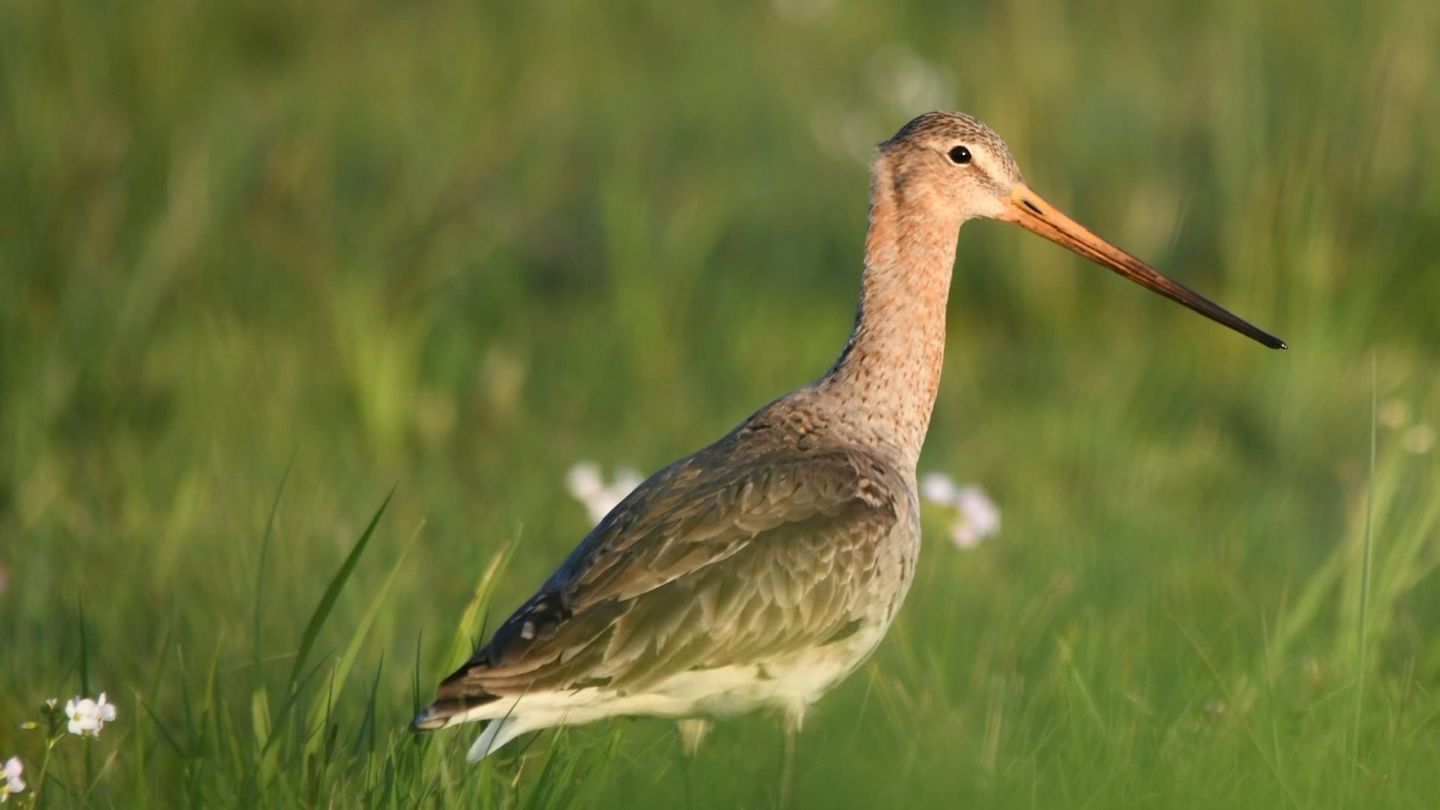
[1,757,24,802]
[921,473,1001,550]
[564,461,605,503]
[65,693,117,738]
[920,473,959,505]
[565,462,644,524]
[951,486,1001,549]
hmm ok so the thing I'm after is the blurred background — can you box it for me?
[2,0,1438,806]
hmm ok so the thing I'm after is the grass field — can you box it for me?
[3,0,1439,806]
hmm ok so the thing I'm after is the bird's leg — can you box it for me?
[676,718,712,757]
[778,705,804,809]
[780,727,796,809]
[676,719,711,810]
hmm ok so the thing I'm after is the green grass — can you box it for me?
[2,0,1439,806]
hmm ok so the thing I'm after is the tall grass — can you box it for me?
[2,0,1439,806]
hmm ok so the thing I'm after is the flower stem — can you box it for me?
[28,738,58,809]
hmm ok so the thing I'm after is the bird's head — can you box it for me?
[877,111,1286,349]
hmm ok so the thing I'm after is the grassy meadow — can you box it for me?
[3,0,1440,806]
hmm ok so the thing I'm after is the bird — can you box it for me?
[412,111,1285,778]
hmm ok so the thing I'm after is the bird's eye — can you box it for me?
[947,146,972,165]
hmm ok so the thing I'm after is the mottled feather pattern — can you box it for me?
[882,111,1021,181]
[434,420,905,706]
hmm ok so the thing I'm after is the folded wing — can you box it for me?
[426,443,902,714]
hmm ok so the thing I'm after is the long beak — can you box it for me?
[1000,183,1286,350]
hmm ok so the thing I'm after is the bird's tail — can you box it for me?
[411,655,503,731]
[411,654,545,760]
[410,699,472,731]
[411,698,540,762]
[466,715,540,761]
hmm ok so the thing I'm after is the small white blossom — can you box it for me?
[1,757,24,802]
[951,486,1001,548]
[565,461,605,502]
[65,693,117,738]
[565,462,644,524]
[920,473,959,505]
[921,473,1001,550]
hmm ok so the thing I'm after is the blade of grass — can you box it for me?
[287,487,395,690]
[254,490,394,766]
[1170,612,1299,808]
[254,460,293,682]
[354,655,384,759]
[332,520,421,702]
[78,596,90,694]
[254,655,338,773]
[416,536,520,783]
[443,534,518,671]
[142,698,189,759]
[1350,356,1377,778]
[304,518,422,759]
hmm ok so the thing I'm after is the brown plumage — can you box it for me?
[413,110,1284,764]
[433,443,903,704]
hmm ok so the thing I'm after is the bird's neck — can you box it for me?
[814,161,959,465]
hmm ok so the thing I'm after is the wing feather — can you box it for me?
[432,438,903,706]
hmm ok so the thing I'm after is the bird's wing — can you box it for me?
[432,443,903,704]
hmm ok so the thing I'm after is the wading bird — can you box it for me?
[412,111,1284,784]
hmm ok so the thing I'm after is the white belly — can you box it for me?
[598,621,888,722]
[449,622,890,759]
